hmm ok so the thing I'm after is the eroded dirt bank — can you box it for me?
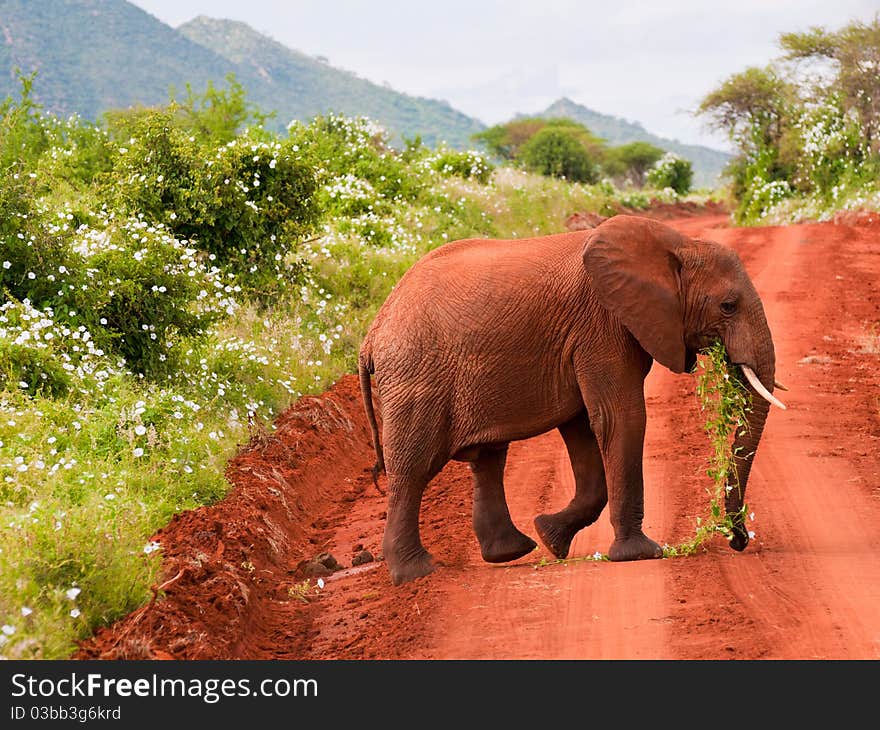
[79,212,880,660]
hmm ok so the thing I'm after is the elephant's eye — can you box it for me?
[720,301,737,316]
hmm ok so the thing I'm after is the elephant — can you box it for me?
[358,214,784,585]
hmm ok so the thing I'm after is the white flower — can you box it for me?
[134,425,147,436]
[65,587,81,601]
[1,625,15,636]
[316,578,325,589]
[143,541,161,555]
[2,261,11,269]
[21,607,32,617]
[70,608,81,618]
[132,447,144,458]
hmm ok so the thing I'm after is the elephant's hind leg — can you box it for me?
[471,446,537,563]
[534,413,607,559]
[383,472,436,585]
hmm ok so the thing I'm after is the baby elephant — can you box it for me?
[359,215,781,585]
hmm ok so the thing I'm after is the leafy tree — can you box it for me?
[698,16,880,221]
[779,17,880,153]
[519,127,598,182]
[472,118,548,160]
[698,66,795,153]
[698,66,798,206]
[604,141,664,186]
[473,116,605,163]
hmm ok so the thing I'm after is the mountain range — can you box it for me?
[0,0,729,186]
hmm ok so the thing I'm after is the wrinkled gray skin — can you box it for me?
[359,215,777,585]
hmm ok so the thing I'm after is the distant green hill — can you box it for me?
[177,16,484,149]
[0,0,484,148]
[0,0,241,121]
[539,98,730,189]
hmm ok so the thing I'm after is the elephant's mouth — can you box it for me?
[684,348,698,373]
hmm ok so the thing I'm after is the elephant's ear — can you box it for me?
[583,216,687,373]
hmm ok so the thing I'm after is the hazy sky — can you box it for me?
[130,0,879,152]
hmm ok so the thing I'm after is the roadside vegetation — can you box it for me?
[0,73,709,658]
[699,16,880,224]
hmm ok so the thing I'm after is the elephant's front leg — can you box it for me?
[470,446,537,563]
[534,412,608,559]
[590,390,663,562]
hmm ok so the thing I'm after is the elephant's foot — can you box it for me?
[608,532,663,562]
[385,547,437,586]
[477,528,537,564]
[533,513,578,559]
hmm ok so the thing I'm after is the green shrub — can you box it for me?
[0,298,112,397]
[107,113,320,298]
[35,115,115,191]
[794,96,869,199]
[519,127,598,183]
[0,168,80,310]
[0,71,50,171]
[66,219,237,377]
[0,339,71,398]
[647,152,693,194]
[290,115,424,218]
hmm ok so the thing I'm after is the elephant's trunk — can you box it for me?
[725,331,775,551]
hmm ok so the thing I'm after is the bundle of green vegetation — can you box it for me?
[473,116,692,194]
[3,71,678,657]
[698,16,880,223]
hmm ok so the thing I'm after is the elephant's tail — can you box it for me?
[358,350,385,493]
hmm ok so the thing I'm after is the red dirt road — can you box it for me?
[79,212,880,660]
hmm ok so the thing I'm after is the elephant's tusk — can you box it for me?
[740,365,787,410]
[774,379,789,391]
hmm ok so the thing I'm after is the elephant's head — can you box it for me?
[583,215,784,551]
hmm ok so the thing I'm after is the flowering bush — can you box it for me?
[108,114,320,298]
[646,152,693,194]
[423,147,494,184]
[794,96,869,200]
[67,219,238,376]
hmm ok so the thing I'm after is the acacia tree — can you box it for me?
[697,65,796,155]
[604,141,664,187]
[779,17,880,153]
